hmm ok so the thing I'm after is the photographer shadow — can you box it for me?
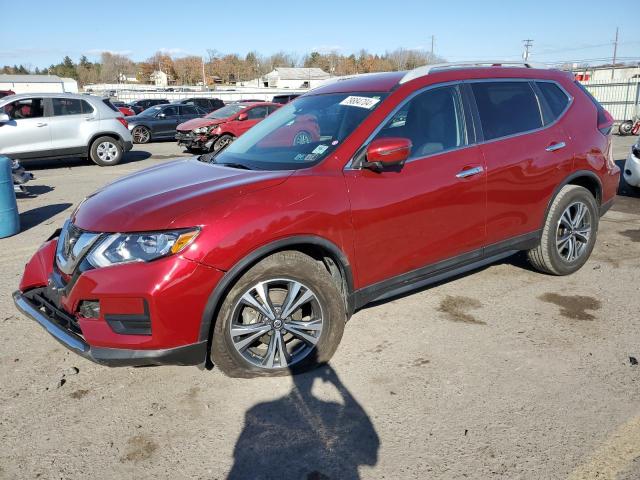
[228,357,379,480]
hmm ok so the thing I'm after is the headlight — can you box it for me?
[86,229,199,268]
[193,126,208,134]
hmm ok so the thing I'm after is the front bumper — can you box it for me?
[623,150,640,188]
[13,290,207,366]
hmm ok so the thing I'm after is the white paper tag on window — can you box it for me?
[312,145,328,154]
[339,96,380,109]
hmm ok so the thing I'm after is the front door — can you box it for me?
[0,97,51,157]
[154,105,180,138]
[345,85,487,288]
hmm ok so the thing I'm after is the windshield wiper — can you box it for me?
[216,162,253,170]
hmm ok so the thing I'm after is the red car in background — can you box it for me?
[177,102,321,152]
[0,90,15,99]
[112,101,135,117]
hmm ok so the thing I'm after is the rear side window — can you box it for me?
[53,98,94,115]
[180,105,198,115]
[471,81,543,141]
[536,81,569,120]
[102,99,120,112]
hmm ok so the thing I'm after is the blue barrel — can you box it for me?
[0,156,19,238]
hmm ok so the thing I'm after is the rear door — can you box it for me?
[0,97,51,157]
[469,80,572,245]
[345,84,487,288]
[49,98,96,153]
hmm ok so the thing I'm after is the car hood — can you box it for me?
[72,158,292,232]
[177,117,227,131]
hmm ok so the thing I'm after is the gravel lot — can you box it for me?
[1,136,639,480]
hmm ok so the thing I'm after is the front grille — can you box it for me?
[55,220,101,276]
[24,288,83,336]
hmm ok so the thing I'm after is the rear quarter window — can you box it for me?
[471,81,543,141]
[536,81,570,120]
[102,99,120,112]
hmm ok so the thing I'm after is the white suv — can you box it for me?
[0,93,133,166]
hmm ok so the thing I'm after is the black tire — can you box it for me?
[132,126,151,144]
[89,136,123,166]
[211,251,346,378]
[185,146,201,154]
[619,121,633,136]
[527,185,599,275]
[213,134,234,152]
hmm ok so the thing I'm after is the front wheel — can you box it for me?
[213,134,234,152]
[211,251,346,378]
[89,136,123,166]
[619,120,634,136]
[527,185,599,275]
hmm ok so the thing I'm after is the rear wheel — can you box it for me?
[527,185,598,275]
[132,126,151,144]
[211,251,346,378]
[89,136,123,166]
[293,130,312,145]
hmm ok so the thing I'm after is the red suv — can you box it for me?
[14,62,619,377]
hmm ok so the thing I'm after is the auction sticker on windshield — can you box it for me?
[339,96,380,109]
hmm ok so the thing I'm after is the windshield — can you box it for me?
[140,106,163,117]
[214,92,386,170]
[206,104,247,119]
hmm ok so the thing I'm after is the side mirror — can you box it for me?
[0,113,10,123]
[362,137,412,172]
[237,112,248,121]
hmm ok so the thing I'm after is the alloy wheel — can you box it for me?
[556,201,592,262]
[229,278,324,369]
[132,127,150,143]
[293,131,312,145]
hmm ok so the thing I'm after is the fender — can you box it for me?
[541,169,602,230]
[197,235,354,343]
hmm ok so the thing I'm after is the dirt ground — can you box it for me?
[0,136,639,479]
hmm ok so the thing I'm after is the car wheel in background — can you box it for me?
[619,120,634,136]
[213,134,235,152]
[527,185,599,275]
[89,136,123,167]
[293,130,313,145]
[211,251,346,378]
[132,126,151,144]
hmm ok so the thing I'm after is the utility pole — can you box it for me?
[611,27,619,79]
[523,39,533,62]
[431,35,435,56]
[201,56,206,90]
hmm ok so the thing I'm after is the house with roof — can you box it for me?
[246,67,331,89]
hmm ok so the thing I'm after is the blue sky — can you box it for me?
[1,0,638,68]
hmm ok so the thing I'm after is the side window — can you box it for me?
[53,98,83,116]
[81,100,94,114]
[374,85,467,158]
[247,106,268,120]
[180,105,198,115]
[3,98,45,119]
[267,106,280,115]
[536,81,570,121]
[162,106,179,117]
[471,81,543,141]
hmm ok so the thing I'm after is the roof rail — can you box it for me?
[399,61,549,84]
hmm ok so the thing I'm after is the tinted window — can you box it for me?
[3,98,44,119]
[81,100,94,114]
[180,105,198,115]
[374,85,466,158]
[471,81,543,140]
[162,106,179,116]
[247,106,268,120]
[102,99,119,112]
[536,81,569,120]
[53,98,83,116]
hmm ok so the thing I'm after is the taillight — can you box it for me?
[597,106,614,136]
[116,117,128,129]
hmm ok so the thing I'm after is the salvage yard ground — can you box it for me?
[1,137,639,479]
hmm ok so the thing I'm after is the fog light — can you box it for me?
[79,300,100,318]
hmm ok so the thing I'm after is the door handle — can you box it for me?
[545,141,566,152]
[36,122,47,127]
[456,166,484,179]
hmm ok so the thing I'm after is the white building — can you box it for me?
[150,70,169,88]
[0,74,78,94]
[573,64,640,82]
[246,68,331,89]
